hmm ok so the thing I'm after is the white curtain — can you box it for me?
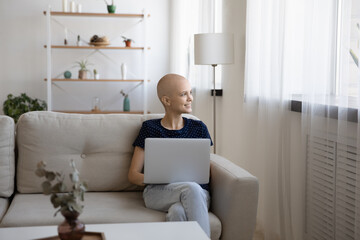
[169,0,213,124]
[245,0,359,239]
[301,1,360,240]
[244,0,295,238]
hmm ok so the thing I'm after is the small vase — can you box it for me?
[107,5,116,13]
[121,63,127,80]
[58,210,85,240]
[123,96,130,112]
[92,97,101,112]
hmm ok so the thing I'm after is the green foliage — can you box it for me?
[74,59,92,71]
[35,160,88,216]
[103,0,114,5]
[121,36,135,43]
[350,49,359,68]
[3,93,47,123]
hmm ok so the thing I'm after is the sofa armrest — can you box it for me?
[210,154,259,240]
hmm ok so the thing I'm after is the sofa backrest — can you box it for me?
[0,115,15,197]
[16,111,199,193]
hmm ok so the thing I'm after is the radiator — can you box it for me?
[306,134,360,240]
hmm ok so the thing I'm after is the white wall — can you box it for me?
[0,0,169,114]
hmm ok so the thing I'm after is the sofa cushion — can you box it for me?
[0,198,9,222]
[0,192,221,239]
[16,112,145,193]
[0,116,15,197]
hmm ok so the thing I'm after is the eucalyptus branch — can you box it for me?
[35,160,88,216]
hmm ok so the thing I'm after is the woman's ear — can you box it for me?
[161,96,171,106]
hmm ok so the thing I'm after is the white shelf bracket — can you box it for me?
[143,9,148,114]
[46,5,52,111]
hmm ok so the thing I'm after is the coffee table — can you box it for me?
[0,221,210,240]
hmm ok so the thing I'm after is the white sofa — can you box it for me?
[0,111,258,240]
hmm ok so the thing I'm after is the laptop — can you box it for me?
[144,138,211,184]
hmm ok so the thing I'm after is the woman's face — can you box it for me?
[168,79,193,114]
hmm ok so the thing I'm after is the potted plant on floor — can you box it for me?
[3,93,47,123]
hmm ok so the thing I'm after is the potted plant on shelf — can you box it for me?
[74,60,92,79]
[103,0,116,13]
[35,160,88,240]
[122,36,134,47]
[3,93,47,123]
[93,69,100,80]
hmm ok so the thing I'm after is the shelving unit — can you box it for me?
[44,7,149,114]
[44,45,147,50]
[43,11,148,18]
[57,110,146,114]
[44,79,147,82]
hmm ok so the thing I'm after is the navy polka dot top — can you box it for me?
[133,117,213,191]
[133,117,213,149]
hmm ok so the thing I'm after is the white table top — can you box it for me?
[0,221,210,240]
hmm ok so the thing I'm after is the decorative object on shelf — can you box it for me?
[120,90,130,111]
[77,3,82,13]
[93,69,100,80]
[89,35,110,46]
[77,35,82,46]
[70,1,76,13]
[64,27,68,45]
[121,63,127,80]
[3,93,47,123]
[62,0,68,12]
[107,5,116,13]
[74,59,92,79]
[104,0,116,13]
[35,160,87,240]
[64,71,72,79]
[92,97,101,112]
[122,36,134,47]
[194,33,234,154]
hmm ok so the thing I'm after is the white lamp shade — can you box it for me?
[194,33,234,65]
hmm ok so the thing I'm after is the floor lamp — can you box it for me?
[194,33,234,154]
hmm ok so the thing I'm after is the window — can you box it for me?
[337,0,360,101]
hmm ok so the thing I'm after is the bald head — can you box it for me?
[157,74,188,100]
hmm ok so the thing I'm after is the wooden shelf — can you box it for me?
[44,78,147,82]
[55,110,147,114]
[43,11,150,18]
[44,45,146,50]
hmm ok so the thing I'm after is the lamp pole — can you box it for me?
[212,64,217,154]
[194,33,234,155]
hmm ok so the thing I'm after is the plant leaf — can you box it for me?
[51,194,62,208]
[45,171,56,181]
[35,168,45,177]
[42,181,52,195]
